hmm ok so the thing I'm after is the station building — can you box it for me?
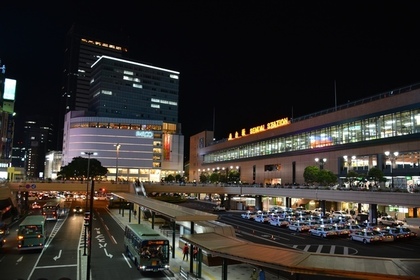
[189,83,420,215]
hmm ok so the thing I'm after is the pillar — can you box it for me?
[369,204,378,225]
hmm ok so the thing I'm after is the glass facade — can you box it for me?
[204,108,420,164]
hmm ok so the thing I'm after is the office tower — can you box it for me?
[89,55,180,122]
[61,55,183,182]
[58,23,129,148]
[23,116,55,179]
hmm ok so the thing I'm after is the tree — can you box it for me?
[367,167,385,187]
[199,173,208,183]
[58,156,108,180]
[165,174,175,182]
[209,172,220,183]
[303,166,319,184]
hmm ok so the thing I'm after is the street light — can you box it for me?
[114,143,121,183]
[81,151,96,257]
[315,158,327,170]
[81,152,97,209]
[384,151,399,188]
[343,155,356,173]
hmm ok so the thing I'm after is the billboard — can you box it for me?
[3,78,16,101]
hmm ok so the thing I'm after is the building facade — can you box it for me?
[58,24,129,148]
[190,83,420,190]
[62,111,183,182]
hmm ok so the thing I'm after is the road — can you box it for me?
[0,199,173,280]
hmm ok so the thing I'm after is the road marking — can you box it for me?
[53,249,62,261]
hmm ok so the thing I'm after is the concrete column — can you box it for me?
[369,204,378,225]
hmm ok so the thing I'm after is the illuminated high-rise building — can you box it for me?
[58,24,129,148]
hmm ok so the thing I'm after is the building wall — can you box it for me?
[190,85,420,186]
[62,112,184,182]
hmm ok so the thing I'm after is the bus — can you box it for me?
[17,215,47,251]
[124,224,170,272]
[42,201,60,221]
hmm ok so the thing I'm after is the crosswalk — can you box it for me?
[292,244,358,255]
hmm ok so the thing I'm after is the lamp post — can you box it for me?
[81,152,96,257]
[114,143,121,183]
[384,151,399,188]
[315,158,327,170]
[81,152,97,209]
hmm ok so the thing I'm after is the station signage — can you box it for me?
[228,117,290,140]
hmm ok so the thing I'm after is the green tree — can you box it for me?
[367,167,385,187]
[318,169,338,186]
[303,166,319,184]
[199,173,208,183]
[209,172,220,183]
[58,156,108,180]
[165,174,175,182]
[175,174,182,182]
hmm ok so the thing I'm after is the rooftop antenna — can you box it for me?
[334,80,337,111]
[213,107,216,140]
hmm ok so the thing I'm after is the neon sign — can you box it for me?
[228,117,290,140]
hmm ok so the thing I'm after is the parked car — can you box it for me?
[378,216,405,227]
[309,225,338,238]
[372,228,395,242]
[349,229,382,244]
[331,224,350,237]
[383,227,409,241]
[288,221,311,232]
[392,226,418,239]
[241,211,258,220]
[254,213,270,223]
[343,223,365,234]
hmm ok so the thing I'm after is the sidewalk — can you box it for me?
[88,208,284,280]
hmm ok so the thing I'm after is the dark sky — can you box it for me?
[2,2,420,154]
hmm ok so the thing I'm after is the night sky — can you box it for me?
[2,2,420,157]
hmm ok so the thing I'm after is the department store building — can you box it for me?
[189,83,420,191]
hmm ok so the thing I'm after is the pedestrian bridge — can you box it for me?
[5,181,420,208]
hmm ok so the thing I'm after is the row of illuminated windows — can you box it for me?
[70,122,165,131]
[204,109,420,163]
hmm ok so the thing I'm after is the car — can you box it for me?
[31,202,42,209]
[392,226,418,239]
[331,211,352,220]
[383,227,409,241]
[331,224,350,237]
[309,225,338,238]
[349,229,382,244]
[372,229,395,242]
[343,223,365,234]
[378,216,405,227]
[73,206,83,214]
[288,221,311,232]
[254,213,270,223]
[241,210,261,220]
[0,224,10,248]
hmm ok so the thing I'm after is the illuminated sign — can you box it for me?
[228,117,290,140]
[147,240,166,245]
[4,78,16,100]
[135,131,154,138]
